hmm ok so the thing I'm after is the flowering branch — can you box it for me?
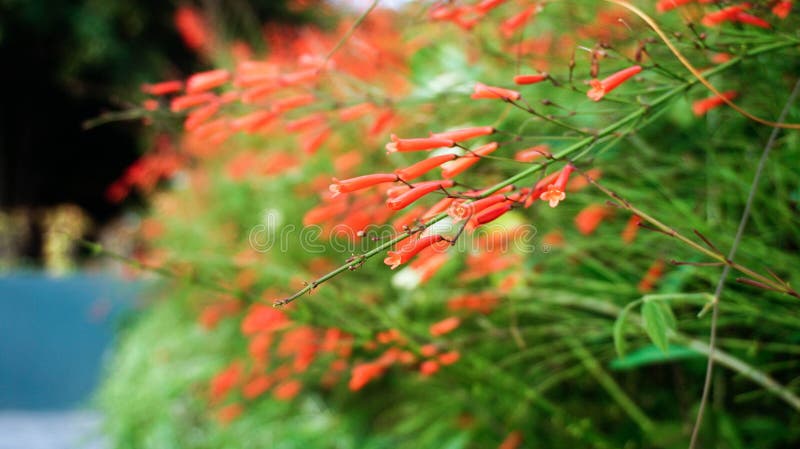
[271,37,798,307]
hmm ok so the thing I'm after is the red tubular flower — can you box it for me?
[587,65,642,101]
[539,164,575,208]
[231,110,277,133]
[498,431,523,449]
[385,134,455,153]
[396,154,458,181]
[392,206,424,232]
[413,252,450,283]
[440,142,499,178]
[271,94,315,113]
[280,68,319,86]
[422,197,456,220]
[734,12,770,28]
[701,4,750,26]
[301,127,330,155]
[514,144,551,162]
[420,344,438,357]
[303,201,348,226]
[575,204,609,235]
[692,90,738,116]
[475,0,507,14]
[349,362,385,391]
[420,360,440,376]
[500,6,537,38]
[638,259,665,292]
[186,69,230,93]
[438,351,460,365]
[430,126,495,142]
[170,92,216,112]
[773,1,792,19]
[386,180,454,210]
[430,5,459,20]
[369,110,395,137]
[273,379,302,400]
[621,215,641,244]
[656,0,693,13]
[184,102,220,131]
[338,102,374,121]
[329,173,398,197]
[429,316,461,336]
[384,234,446,269]
[141,80,183,95]
[285,113,327,133]
[174,6,209,51]
[448,194,507,221]
[474,202,512,225]
[386,184,411,198]
[142,99,159,111]
[513,73,548,85]
[241,83,281,104]
[472,83,521,101]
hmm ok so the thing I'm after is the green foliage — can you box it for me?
[97,2,800,449]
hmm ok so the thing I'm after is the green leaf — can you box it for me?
[613,302,637,358]
[641,300,676,353]
[610,345,702,370]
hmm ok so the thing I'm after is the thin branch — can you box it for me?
[688,78,800,449]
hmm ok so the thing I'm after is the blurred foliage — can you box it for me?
[97,1,800,449]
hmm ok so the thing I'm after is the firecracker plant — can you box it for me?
[97,1,800,448]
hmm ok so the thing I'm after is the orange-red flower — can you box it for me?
[184,102,220,131]
[474,202,512,225]
[449,194,507,221]
[210,362,242,401]
[216,404,243,424]
[349,362,385,391]
[329,173,398,197]
[385,134,455,153]
[174,6,210,51]
[539,164,575,208]
[438,351,460,365]
[692,90,738,116]
[429,316,461,336]
[498,431,523,449]
[430,126,495,142]
[141,80,183,95]
[500,6,538,38]
[587,65,641,101]
[386,180,454,210]
[395,154,457,181]
[440,142,499,178]
[475,0,507,14]
[170,92,216,112]
[701,4,750,26]
[638,259,665,292]
[621,215,641,243]
[186,69,230,93]
[419,360,440,376]
[241,305,289,335]
[272,94,315,113]
[773,1,792,19]
[513,73,548,85]
[272,379,302,400]
[656,0,693,13]
[337,102,374,121]
[471,82,521,101]
[575,204,609,235]
[384,234,445,269]
[734,12,770,28]
[514,144,551,162]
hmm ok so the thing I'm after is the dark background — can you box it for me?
[0,0,305,263]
